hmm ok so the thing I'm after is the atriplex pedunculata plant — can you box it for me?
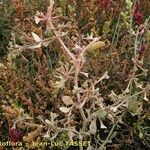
[24,0,109,146]
[28,0,108,143]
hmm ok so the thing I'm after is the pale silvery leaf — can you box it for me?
[37,115,46,125]
[94,71,109,85]
[80,72,89,77]
[62,96,74,106]
[43,129,50,138]
[99,119,107,129]
[68,130,76,141]
[59,107,71,113]
[0,63,7,69]
[35,11,45,24]
[55,79,66,89]
[45,119,51,125]
[82,81,88,88]
[73,44,82,51]
[31,32,42,42]
[135,82,143,89]
[110,106,118,112]
[7,52,18,61]
[51,112,58,122]
[89,119,97,134]
[108,90,118,100]
[124,87,130,93]
[72,86,82,94]
[28,42,42,49]
[50,0,54,6]
[143,92,149,101]
[50,132,59,140]
[35,15,41,24]
[109,131,117,140]
[43,41,50,47]
[86,109,91,117]
[92,110,107,119]
[103,71,110,79]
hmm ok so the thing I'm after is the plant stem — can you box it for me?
[99,111,125,149]
[74,59,87,130]
[49,22,76,61]
[49,21,87,131]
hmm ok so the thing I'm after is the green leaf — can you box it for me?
[92,110,107,119]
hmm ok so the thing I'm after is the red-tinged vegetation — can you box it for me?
[133,1,144,25]
[9,128,24,142]
[97,0,110,10]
